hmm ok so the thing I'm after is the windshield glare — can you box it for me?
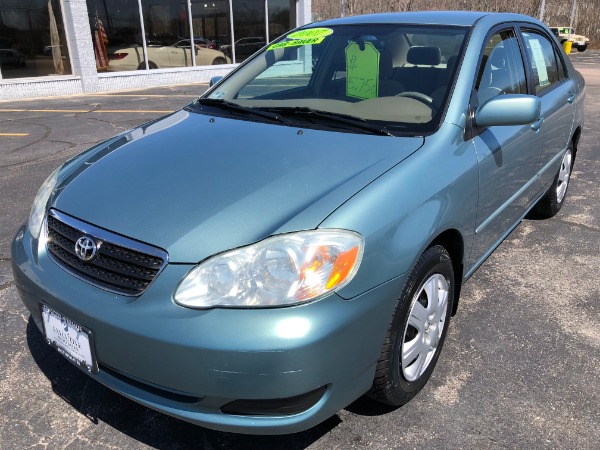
[205,24,468,134]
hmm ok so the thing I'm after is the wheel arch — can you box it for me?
[426,229,465,316]
[571,126,582,159]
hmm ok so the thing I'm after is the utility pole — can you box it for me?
[540,0,545,22]
[568,0,577,38]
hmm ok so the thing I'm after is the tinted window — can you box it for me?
[521,31,561,94]
[476,30,527,106]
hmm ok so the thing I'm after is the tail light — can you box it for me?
[108,53,128,60]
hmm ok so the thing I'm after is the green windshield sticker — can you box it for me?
[346,41,380,100]
[268,37,325,51]
[288,28,333,40]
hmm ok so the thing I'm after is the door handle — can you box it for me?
[531,117,544,132]
[567,92,576,104]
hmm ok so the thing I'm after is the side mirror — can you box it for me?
[209,76,224,87]
[475,94,541,127]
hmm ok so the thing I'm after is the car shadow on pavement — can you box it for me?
[26,317,340,449]
[344,395,399,416]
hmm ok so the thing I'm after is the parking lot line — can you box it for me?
[92,94,195,98]
[0,109,174,113]
[94,110,174,113]
[0,133,29,136]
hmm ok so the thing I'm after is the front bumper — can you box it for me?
[12,225,405,434]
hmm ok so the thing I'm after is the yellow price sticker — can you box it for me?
[288,28,333,40]
[268,37,325,51]
[346,41,380,100]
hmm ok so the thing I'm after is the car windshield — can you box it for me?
[199,24,469,135]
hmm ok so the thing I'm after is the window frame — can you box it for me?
[515,23,570,97]
[473,27,528,106]
[467,23,530,140]
[470,24,530,106]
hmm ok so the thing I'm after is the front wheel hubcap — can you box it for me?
[401,273,449,382]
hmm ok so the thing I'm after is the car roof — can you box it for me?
[313,11,535,27]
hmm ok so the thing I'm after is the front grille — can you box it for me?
[45,210,168,296]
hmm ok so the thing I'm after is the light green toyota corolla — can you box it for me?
[12,11,585,434]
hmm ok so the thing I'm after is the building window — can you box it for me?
[268,0,292,42]
[87,0,294,72]
[0,0,72,79]
[190,1,232,57]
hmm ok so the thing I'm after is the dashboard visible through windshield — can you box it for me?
[200,24,469,135]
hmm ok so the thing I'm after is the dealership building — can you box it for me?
[0,0,311,100]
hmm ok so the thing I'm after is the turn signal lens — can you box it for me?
[326,246,360,290]
[174,230,364,309]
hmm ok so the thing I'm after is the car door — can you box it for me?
[468,27,542,270]
[519,27,575,191]
[167,43,187,67]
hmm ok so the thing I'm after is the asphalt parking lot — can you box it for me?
[1,51,599,449]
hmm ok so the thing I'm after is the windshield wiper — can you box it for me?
[191,98,291,124]
[256,106,394,136]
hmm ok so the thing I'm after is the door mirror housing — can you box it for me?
[475,94,541,127]
[209,76,224,87]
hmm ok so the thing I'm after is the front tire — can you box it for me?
[368,245,454,406]
[532,142,574,218]
[212,57,227,65]
[577,45,588,52]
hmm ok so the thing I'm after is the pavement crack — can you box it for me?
[0,142,81,169]
[0,281,15,291]
[4,120,51,154]
[81,114,133,133]
[44,139,77,150]
[555,217,600,233]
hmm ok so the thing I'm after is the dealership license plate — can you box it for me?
[39,304,98,374]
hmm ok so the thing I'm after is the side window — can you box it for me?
[521,30,561,94]
[476,30,527,106]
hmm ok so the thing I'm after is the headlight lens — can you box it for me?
[28,167,60,239]
[174,230,364,308]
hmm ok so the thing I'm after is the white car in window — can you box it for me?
[107,43,230,71]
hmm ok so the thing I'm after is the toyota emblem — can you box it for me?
[74,236,98,261]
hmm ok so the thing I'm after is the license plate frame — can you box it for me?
[39,303,99,375]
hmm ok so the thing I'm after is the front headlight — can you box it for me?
[174,230,364,308]
[28,167,60,240]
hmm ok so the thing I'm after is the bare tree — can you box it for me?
[312,0,600,46]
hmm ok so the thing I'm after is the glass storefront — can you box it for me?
[86,0,294,72]
[231,0,265,63]
[268,0,292,42]
[0,0,296,81]
[190,1,231,50]
[0,0,72,79]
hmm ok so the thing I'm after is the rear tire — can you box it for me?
[212,57,227,65]
[368,245,454,406]
[137,61,158,70]
[532,142,574,218]
[577,45,588,52]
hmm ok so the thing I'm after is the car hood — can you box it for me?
[53,110,424,263]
